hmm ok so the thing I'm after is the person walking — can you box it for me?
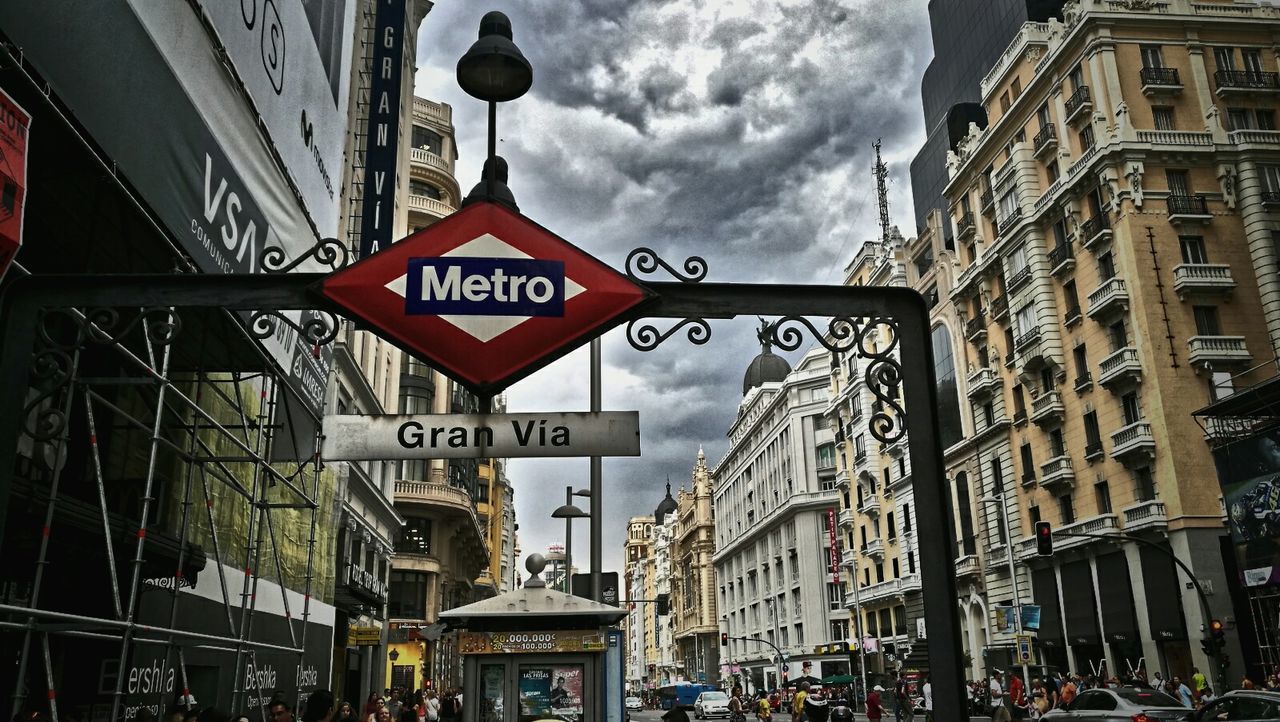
[1172,677,1193,709]
[755,691,773,722]
[865,686,885,722]
[729,686,747,722]
[892,673,913,722]
[921,676,932,722]
[989,671,1011,722]
[791,682,809,722]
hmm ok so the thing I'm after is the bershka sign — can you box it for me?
[0,86,30,280]
[318,202,651,393]
[322,412,641,460]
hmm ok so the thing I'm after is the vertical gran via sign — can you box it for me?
[358,0,407,258]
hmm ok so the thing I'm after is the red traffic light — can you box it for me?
[1210,619,1224,633]
[1034,521,1053,556]
[720,632,729,646]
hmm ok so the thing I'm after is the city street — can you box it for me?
[628,707,994,722]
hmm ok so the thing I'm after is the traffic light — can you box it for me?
[1035,521,1053,556]
[721,632,729,646]
[1200,638,1215,656]
[655,593,669,616]
[1210,619,1226,647]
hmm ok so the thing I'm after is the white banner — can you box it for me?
[195,0,356,238]
[322,412,642,460]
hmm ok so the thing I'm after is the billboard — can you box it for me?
[0,0,349,413]
[1213,427,1280,586]
[0,86,30,278]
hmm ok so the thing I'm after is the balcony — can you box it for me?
[1122,500,1168,533]
[1214,69,1280,96]
[410,147,452,176]
[1064,304,1083,327]
[1098,347,1143,388]
[1007,264,1033,292]
[836,469,851,489]
[981,189,996,216]
[1039,455,1075,490]
[1187,335,1251,367]
[966,312,987,342]
[1264,190,1280,206]
[1013,408,1028,426]
[838,508,856,529]
[955,555,980,579]
[1015,326,1043,353]
[857,577,905,604]
[990,294,1010,323]
[1030,391,1065,425]
[1140,67,1183,95]
[998,206,1024,235]
[841,549,857,568]
[1034,123,1058,157]
[408,193,456,219]
[966,366,1000,399]
[1079,213,1112,250]
[1074,371,1092,393]
[1087,277,1129,319]
[1172,263,1236,298]
[858,496,881,517]
[957,212,976,240]
[1064,85,1092,124]
[1167,194,1211,223]
[862,538,885,560]
[1110,421,1157,462]
[1048,242,1074,276]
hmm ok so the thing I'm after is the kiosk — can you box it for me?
[442,555,627,722]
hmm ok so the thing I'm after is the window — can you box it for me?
[891,558,900,579]
[991,455,1006,495]
[1049,428,1066,457]
[388,571,428,619]
[1264,166,1280,193]
[874,563,884,584]
[1228,108,1253,131]
[1074,344,1090,381]
[955,472,977,556]
[1016,303,1038,336]
[1194,305,1222,335]
[999,91,1011,113]
[855,434,866,457]
[1070,65,1085,91]
[999,190,1019,219]
[831,619,849,641]
[1109,320,1128,351]
[816,443,837,470]
[1243,48,1264,74]
[887,511,896,541]
[864,569,871,587]
[1084,411,1103,455]
[1013,384,1027,417]
[993,499,1008,545]
[1095,480,1113,514]
[1122,392,1142,425]
[931,325,964,448]
[1211,371,1235,401]
[982,402,995,427]
[907,551,916,574]
[1064,280,1081,314]
[1097,252,1116,280]
[397,517,433,554]
[860,526,868,547]
[1058,494,1076,525]
[411,127,443,154]
[409,179,441,199]
[1134,466,1157,502]
[1040,367,1056,393]
[1166,169,1191,196]
[1079,124,1095,151]
[1180,236,1208,264]
[827,582,843,611]
[1029,505,1041,525]
[1215,47,1237,72]
[1011,77,1022,99]
[902,504,912,533]
[1020,443,1036,482]
[1153,107,1175,131]
[1141,45,1165,69]
[1037,103,1052,130]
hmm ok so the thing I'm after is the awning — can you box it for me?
[1060,559,1100,646]
[1096,552,1138,643]
[1032,567,1064,646]
[1140,545,1188,640]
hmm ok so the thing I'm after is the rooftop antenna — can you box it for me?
[873,139,892,245]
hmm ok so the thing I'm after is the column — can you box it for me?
[1122,543,1161,676]
[1187,44,1215,117]
[1087,555,1116,677]
[1096,43,1124,122]
[1233,159,1280,357]
[1052,563,1076,673]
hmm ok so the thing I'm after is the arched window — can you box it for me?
[931,324,964,448]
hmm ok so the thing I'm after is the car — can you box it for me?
[1042,686,1191,722]
[625,697,644,712]
[695,691,731,719]
[1191,689,1280,722]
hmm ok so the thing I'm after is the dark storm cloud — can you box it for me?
[415,0,933,572]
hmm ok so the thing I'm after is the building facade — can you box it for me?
[940,0,1280,681]
[673,450,721,684]
[624,515,655,691]
[714,345,846,691]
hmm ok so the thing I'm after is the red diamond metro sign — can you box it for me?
[316,202,651,394]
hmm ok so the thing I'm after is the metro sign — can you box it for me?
[317,202,651,394]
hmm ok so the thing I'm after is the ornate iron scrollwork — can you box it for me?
[259,237,350,274]
[625,247,708,283]
[248,309,341,349]
[763,316,860,354]
[625,317,711,352]
[22,347,73,442]
[860,317,907,444]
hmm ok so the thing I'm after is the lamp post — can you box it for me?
[552,486,589,593]
[980,494,1030,688]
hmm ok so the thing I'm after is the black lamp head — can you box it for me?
[456,11,533,103]
[461,155,519,212]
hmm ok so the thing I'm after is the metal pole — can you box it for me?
[564,485,573,593]
[486,101,497,201]
[590,337,603,602]
[851,578,867,708]
[999,497,1031,694]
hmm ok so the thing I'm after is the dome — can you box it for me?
[742,341,791,395]
[654,480,677,525]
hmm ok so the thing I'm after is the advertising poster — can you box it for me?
[0,86,30,278]
[519,665,584,722]
[480,664,505,722]
[1214,427,1280,586]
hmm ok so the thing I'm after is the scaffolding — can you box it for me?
[2,299,336,721]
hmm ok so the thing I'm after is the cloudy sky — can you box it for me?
[413,0,934,578]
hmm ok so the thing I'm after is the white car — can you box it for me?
[694,691,730,719]
[625,697,643,711]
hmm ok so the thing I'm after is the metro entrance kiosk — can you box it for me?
[441,555,627,722]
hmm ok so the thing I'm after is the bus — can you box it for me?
[657,682,716,710]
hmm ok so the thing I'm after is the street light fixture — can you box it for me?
[978,494,1030,686]
[552,485,590,592]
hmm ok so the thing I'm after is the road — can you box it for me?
[627,708,993,722]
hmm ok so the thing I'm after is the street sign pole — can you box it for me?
[590,337,603,603]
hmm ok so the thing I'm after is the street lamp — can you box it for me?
[552,485,589,592]
[979,494,1031,687]
[456,11,532,209]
